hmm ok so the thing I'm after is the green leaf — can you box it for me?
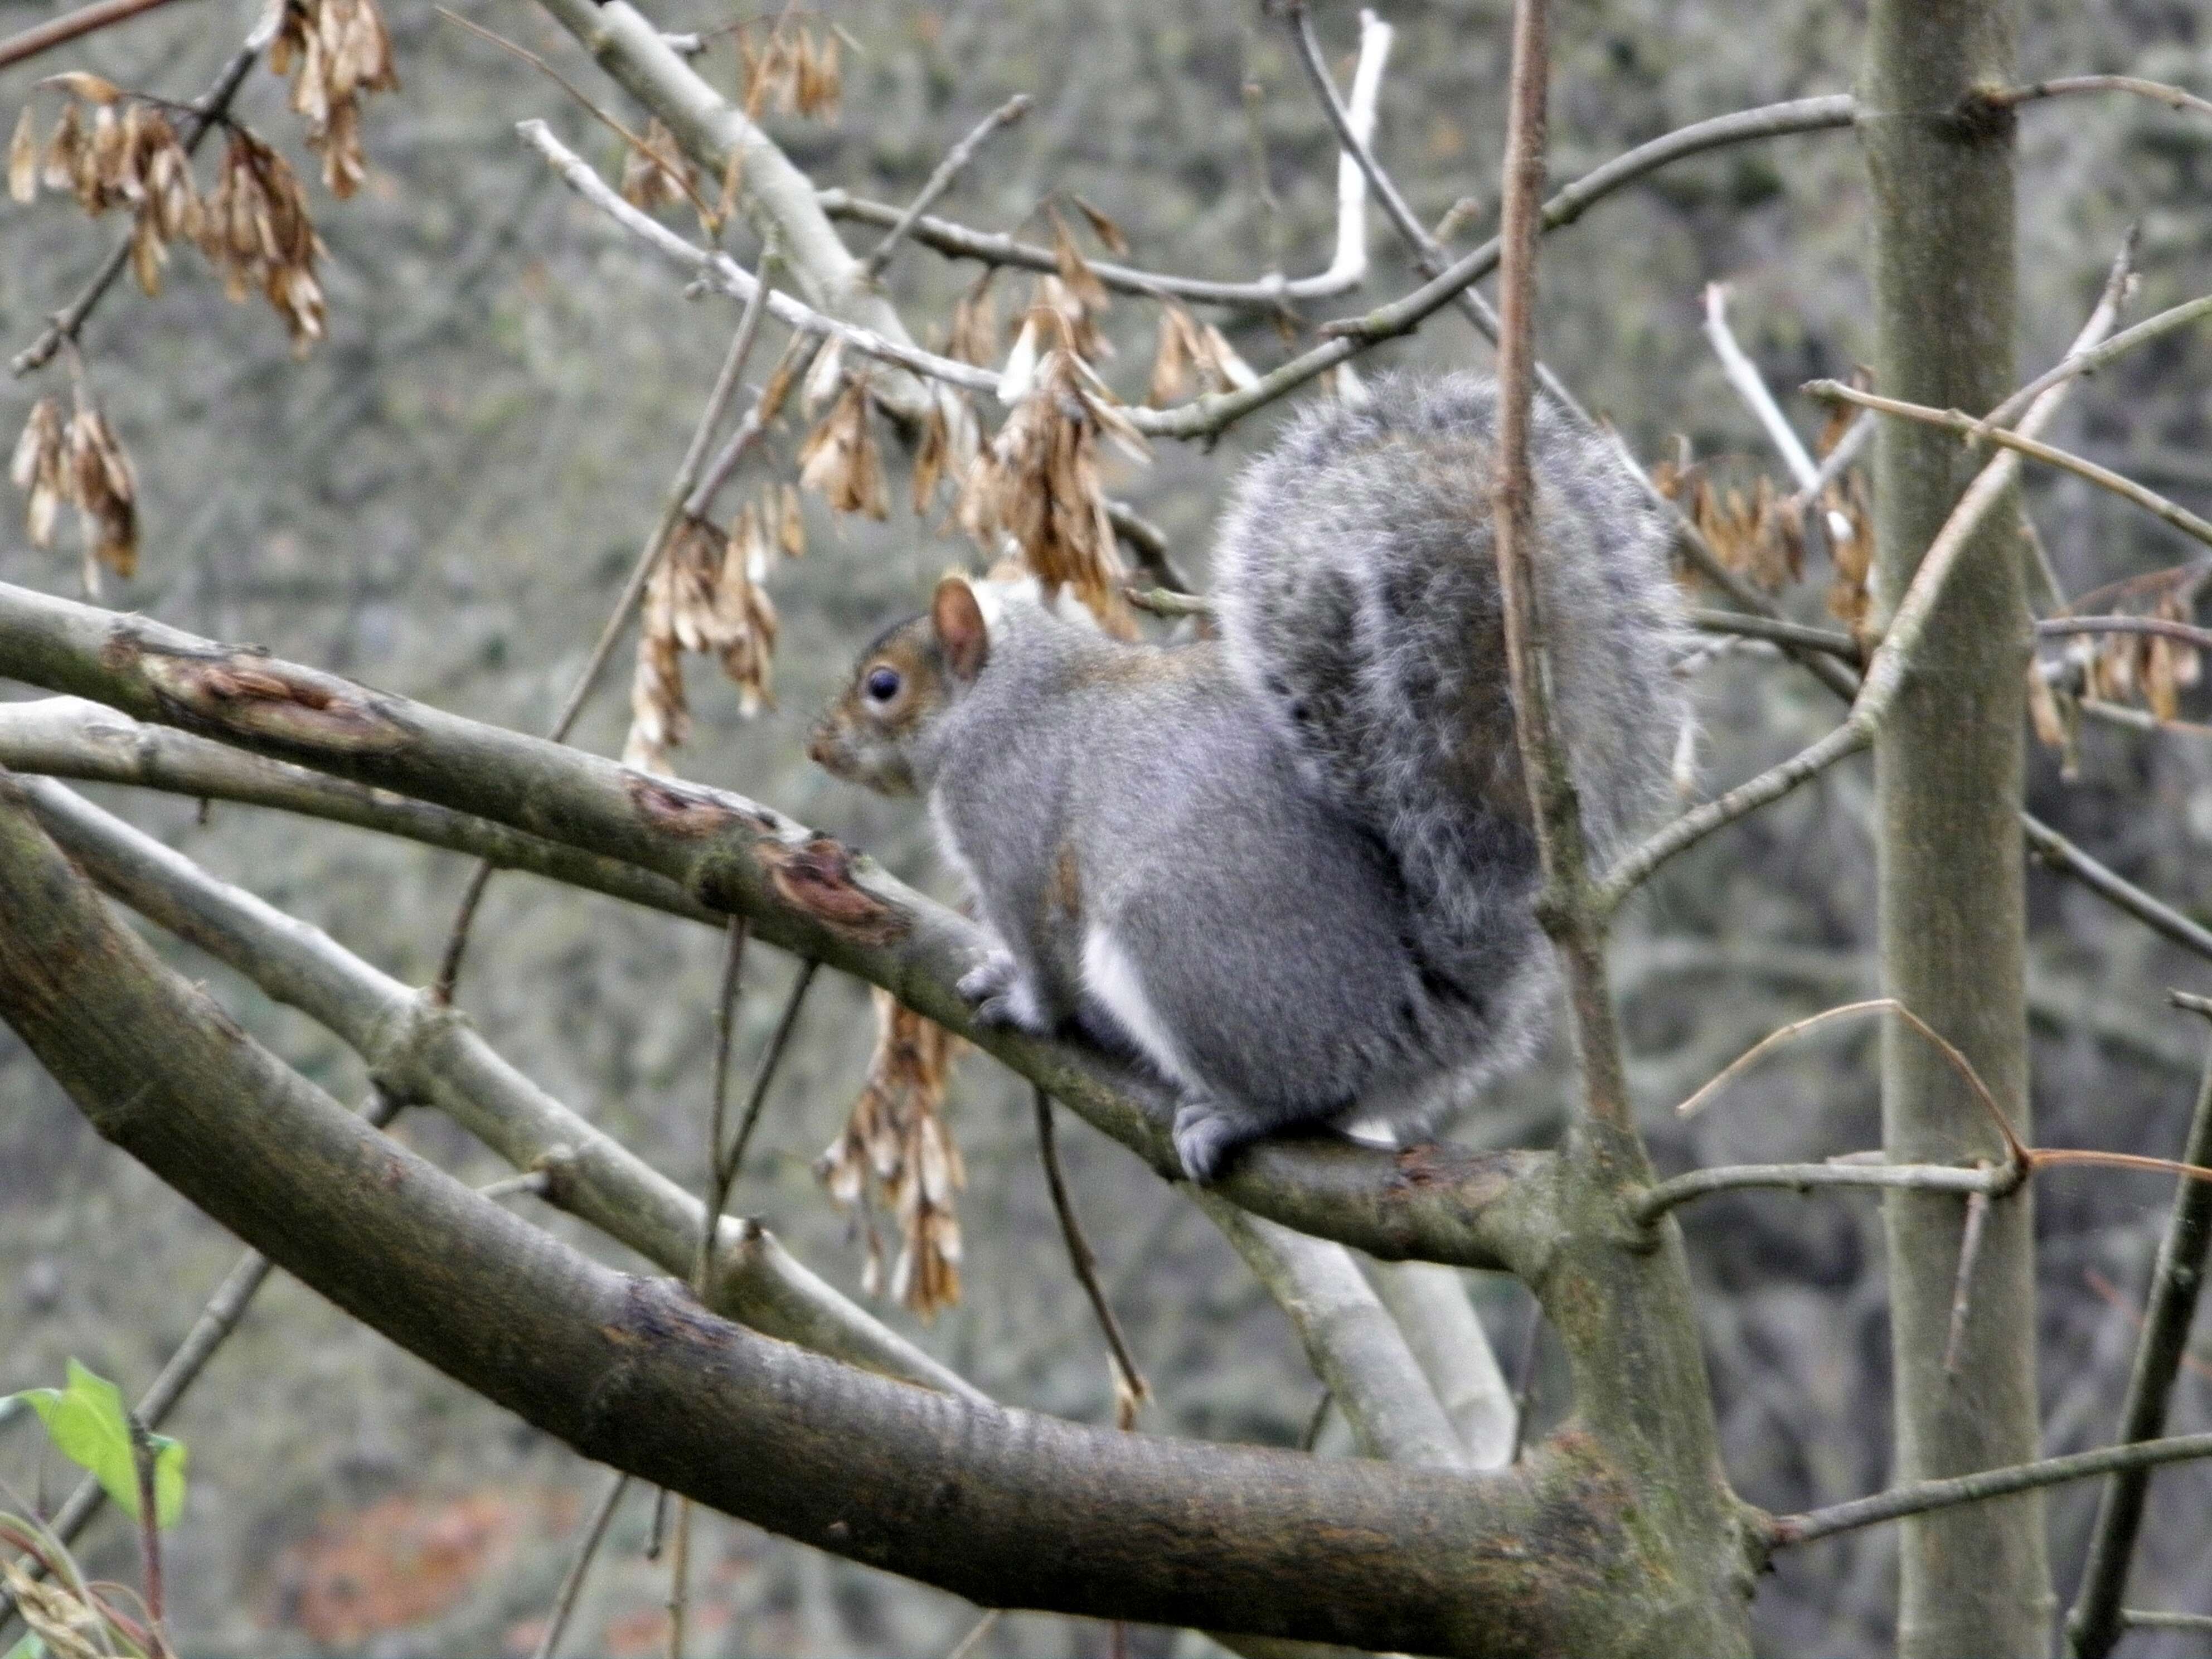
[1,1361,186,1528]
[2,1632,46,1659]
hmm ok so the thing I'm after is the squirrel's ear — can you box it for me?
[931,575,990,683]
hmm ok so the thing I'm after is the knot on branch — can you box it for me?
[133,644,409,753]
[623,770,755,838]
[360,990,463,1092]
[746,835,908,945]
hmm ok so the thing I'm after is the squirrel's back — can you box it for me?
[1212,373,1686,979]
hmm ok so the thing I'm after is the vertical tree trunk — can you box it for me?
[1862,4,2053,1655]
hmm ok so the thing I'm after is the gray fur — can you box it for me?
[887,375,1686,1182]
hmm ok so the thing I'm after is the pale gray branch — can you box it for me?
[1195,1191,1468,1469]
[18,775,981,1402]
[1367,1262,1517,1467]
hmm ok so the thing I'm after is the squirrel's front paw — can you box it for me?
[959,954,1051,1035]
[1172,1097,1250,1185]
[956,951,1018,1007]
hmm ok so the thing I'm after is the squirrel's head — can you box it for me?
[808,574,991,795]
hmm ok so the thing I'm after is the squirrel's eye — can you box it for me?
[864,666,902,704]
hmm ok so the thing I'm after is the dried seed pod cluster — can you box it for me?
[957,343,1144,632]
[618,115,696,214]
[796,373,890,521]
[264,0,399,198]
[1148,299,1251,406]
[816,989,966,1320]
[13,84,201,299]
[11,390,137,591]
[2031,581,2206,778]
[622,488,803,775]
[205,128,328,351]
[10,84,328,348]
[737,21,843,120]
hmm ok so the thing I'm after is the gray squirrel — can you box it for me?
[808,373,1687,1182]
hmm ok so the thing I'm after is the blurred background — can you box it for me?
[3,0,2211,1652]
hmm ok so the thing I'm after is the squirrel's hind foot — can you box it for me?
[1172,1096,1255,1185]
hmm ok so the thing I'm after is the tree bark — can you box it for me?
[1861,4,2053,1653]
[0,766,1699,1658]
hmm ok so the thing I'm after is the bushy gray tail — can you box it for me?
[1211,373,1686,982]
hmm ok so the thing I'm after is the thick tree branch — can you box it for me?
[0,697,716,923]
[0,773,1653,1658]
[0,583,1555,1273]
[16,774,978,1401]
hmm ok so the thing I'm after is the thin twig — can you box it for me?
[1240,27,1282,280]
[477,1168,552,1202]
[431,260,777,1001]
[664,1495,691,1659]
[1676,997,2024,1165]
[1702,283,1819,488]
[723,958,820,1189]
[1769,1432,2212,1546]
[693,917,751,1288]
[2121,1611,2212,1633]
[2024,813,2212,964]
[127,1417,168,1658]
[2068,995,2212,1658]
[1034,1089,1149,1422]
[1600,261,2134,910]
[1942,1187,1993,1376]
[1636,1157,2014,1224]
[532,1470,630,1659]
[859,95,1031,283]
[1808,381,2212,555]
[683,335,807,522]
[1508,1299,1542,1464]
[2037,614,2212,652]
[0,0,196,71]
[814,10,1390,309]
[1687,609,1861,660]
[1978,290,2212,435]
[520,119,1006,404]
[1981,73,2212,124]
[438,8,720,230]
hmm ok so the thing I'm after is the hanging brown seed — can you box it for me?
[957,346,1142,633]
[776,481,805,556]
[619,115,694,212]
[1070,192,1131,257]
[797,378,890,520]
[946,270,998,367]
[10,396,66,550]
[8,105,36,202]
[816,989,967,1320]
[793,27,842,119]
[1048,206,1110,317]
[64,396,137,580]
